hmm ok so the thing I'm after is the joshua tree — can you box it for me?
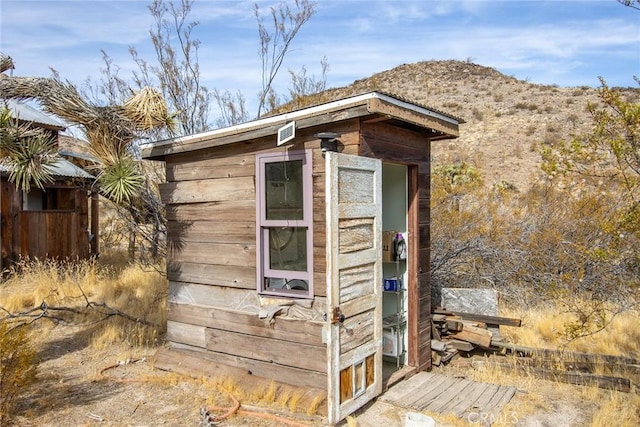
[0,54,174,204]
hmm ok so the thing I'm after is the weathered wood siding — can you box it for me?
[1,180,90,264]
[159,120,361,387]
[157,116,436,385]
[1,178,21,264]
[359,121,433,370]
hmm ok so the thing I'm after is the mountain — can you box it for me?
[297,60,639,191]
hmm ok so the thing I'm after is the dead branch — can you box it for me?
[0,298,156,332]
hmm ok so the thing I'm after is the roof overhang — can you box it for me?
[141,91,462,161]
[0,157,94,180]
[2,99,66,131]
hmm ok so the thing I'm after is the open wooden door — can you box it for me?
[326,152,383,425]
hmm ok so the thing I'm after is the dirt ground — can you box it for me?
[7,321,633,427]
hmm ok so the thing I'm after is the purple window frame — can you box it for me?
[255,149,314,298]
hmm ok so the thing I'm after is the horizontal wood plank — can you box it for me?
[169,282,260,308]
[168,241,255,266]
[168,302,325,346]
[160,176,254,204]
[167,155,255,181]
[206,328,326,373]
[166,320,206,348]
[167,262,256,289]
[432,309,522,327]
[166,200,255,222]
[154,344,327,389]
[340,310,374,355]
[167,220,255,244]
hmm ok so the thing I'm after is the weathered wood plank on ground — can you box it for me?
[433,308,522,327]
[491,362,631,392]
[446,380,491,417]
[380,372,517,419]
[426,377,475,413]
[491,341,640,366]
[452,324,493,348]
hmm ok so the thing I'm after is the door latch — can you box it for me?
[331,306,345,324]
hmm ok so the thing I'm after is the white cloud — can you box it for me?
[1,0,638,99]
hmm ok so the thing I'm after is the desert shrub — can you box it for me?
[514,102,538,111]
[431,158,639,339]
[525,124,536,136]
[471,107,484,121]
[0,322,38,424]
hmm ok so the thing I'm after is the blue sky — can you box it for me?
[1,0,639,117]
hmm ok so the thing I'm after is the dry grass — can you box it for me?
[345,415,358,427]
[499,301,640,357]
[456,299,640,426]
[0,257,166,348]
[464,355,639,426]
[590,391,640,427]
[0,257,328,422]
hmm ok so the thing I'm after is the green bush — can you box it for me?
[0,321,38,424]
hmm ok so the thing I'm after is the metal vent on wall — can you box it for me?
[277,121,296,146]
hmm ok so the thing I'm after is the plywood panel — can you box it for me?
[361,121,429,151]
[359,123,430,164]
[338,218,374,254]
[340,294,376,319]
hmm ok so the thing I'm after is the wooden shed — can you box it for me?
[142,92,461,424]
[1,100,99,269]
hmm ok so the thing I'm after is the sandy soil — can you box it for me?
[7,321,630,427]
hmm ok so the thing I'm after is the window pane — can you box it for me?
[269,227,307,271]
[265,160,303,220]
[265,277,309,292]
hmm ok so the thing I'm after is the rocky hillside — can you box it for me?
[306,60,639,190]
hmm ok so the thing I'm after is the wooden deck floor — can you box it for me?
[379,371,517,420]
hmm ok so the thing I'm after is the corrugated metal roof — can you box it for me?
[59,149,100,163]
[0,157,94,179]
[45,157,94,179]
[2,99,66,130]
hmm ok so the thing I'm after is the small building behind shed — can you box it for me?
[1,99,99,268]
